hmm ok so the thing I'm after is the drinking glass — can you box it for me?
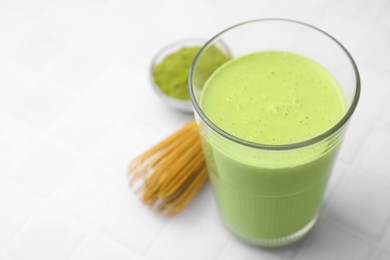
[189,19,360,247]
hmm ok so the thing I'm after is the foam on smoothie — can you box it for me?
[201,51,345,145]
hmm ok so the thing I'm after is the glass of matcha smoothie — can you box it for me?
[189,19,360,247]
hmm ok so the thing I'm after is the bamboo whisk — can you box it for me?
[128,120,208,215]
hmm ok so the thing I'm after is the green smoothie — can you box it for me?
[199,51,345,246]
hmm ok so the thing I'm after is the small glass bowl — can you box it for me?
[150,39,207,113]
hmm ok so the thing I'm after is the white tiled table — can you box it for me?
[1,0,390,259]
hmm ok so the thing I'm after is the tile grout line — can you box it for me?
[142,221,175,259]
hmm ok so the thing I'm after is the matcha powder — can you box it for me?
[153,44,230,100]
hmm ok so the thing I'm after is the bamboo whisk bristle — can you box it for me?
[128,120,208,215]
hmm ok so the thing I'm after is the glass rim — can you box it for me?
[188,18,360,151]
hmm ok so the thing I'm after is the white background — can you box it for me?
[1,0,390,259]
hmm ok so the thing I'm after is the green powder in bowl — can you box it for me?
[151,39,230,112]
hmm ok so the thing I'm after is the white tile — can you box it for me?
[323,161,347,200]
[8,206,87,260]
[6,80,74,127]
[381,100,390,126]
[11,31,66,71]
[49,100,117,153]
[186,183,221,225]
[52,160,124,223]
[0,252,8,260]
[382,226,390,252]
[357,127,390,186]
[90,0,112,3]
[316,7,372,53]
[377,250,390,260]
[129,82,193,133]
[115,60,148,80]
[73,234,141,260]
[327,175,390,240]
[296,221,374,260]
[264,0,327,26]
[148,212,228,260]
[217,237,277,260]
[151,0,215,40]
[83,64,143,111]
[80,1,157,63]
[114,0,161,11]
[47,45,108,92]
[0,251,10,260]
[0,10,34,55]
[379,86,390,126]
[358,25,390,70]
[336,0,389,21]
[96,192,168,255]
[338,114,372,164]
[377,3,390,27]
[125,0,215,67]
[355,66,390,119]
[92,117,163,174]
[0,68,33,109]
[0,115,35,175]
[0,177,41,249]
[10,140,80,197]
[1,0,54,15]
[40,0,101,37]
